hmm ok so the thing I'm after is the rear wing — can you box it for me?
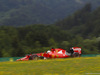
[72,47,81,54]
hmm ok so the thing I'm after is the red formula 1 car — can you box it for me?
[16,47,81,61]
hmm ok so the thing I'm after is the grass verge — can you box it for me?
[0,57,100,75]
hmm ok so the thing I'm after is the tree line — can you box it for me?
[0,25,100,57]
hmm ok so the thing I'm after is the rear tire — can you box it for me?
[73,52,80,57]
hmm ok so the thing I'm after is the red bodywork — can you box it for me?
[16,47,81,61]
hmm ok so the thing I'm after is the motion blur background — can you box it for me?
[0,0,100,57]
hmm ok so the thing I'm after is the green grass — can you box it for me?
[0,57,100,75]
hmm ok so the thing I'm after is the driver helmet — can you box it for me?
[47,50,51,53]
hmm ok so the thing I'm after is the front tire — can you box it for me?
[33,55,39,60]
[29,56,33,60]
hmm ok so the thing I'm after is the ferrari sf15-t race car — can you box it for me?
[16,47,81,61]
